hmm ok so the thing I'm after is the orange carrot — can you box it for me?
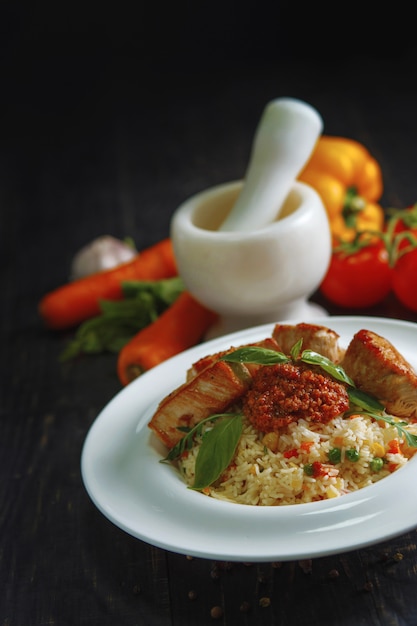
[117,291,218,385]
[39,238,177,330]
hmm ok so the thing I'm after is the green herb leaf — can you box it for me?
[121,277,184,304]
[192,414,243,490]
[220,347,290,365]
[60,277,184,361]
[300,350,355,386]
[347,387,385,412]
[401,429,417,448]
[290,338,303,360]
[160,413,234,463]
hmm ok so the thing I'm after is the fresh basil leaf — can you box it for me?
[401,430,417,448]
[347,387,385,412]
[192,414,243,490]
[221,347,289,365]
[290,338,303,361]
[300,350,355,386]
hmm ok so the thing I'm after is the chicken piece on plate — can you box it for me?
[148,360,252,448]
[342,328,417,419]
[272,323,344,363]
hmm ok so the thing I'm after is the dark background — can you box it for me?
[3,3,417,625]
[3,2,417,276]
[3,2,417,236]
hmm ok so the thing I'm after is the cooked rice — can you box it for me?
[178,414,417,506]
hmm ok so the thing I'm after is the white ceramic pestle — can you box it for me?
[219,98,323,232]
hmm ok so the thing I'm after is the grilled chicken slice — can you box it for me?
[342,329,417,419]
[148,360,252,448]
[272,323,344,362]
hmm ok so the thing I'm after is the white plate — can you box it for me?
[81,316,417,562]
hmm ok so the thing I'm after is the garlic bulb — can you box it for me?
[70,236,137,279]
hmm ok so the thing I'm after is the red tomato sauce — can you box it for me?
[243,362,349,433]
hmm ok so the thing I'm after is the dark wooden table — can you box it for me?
[3,5,417,625]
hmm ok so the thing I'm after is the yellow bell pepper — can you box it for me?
[298,136,385,242]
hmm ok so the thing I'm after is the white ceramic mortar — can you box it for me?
[171,179,331,337]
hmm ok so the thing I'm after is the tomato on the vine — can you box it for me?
[320,240,392,308]
[391,229,417,311]
[386,203,417,235]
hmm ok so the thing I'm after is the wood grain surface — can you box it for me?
[2,4,417,625]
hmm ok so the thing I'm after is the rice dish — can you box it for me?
[178,412,417,506]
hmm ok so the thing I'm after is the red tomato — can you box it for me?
[392,244,417,311]
[380,204,417,311]
[320,242,392,308]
